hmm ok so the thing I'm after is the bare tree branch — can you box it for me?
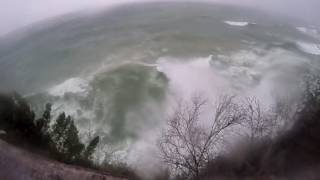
[158,95,242,178]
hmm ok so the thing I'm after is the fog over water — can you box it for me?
[1,0,320,36]
[0,1,320,177]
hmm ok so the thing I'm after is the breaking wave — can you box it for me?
[49,78,91,97]
[296,41,320,55]
[224,21,250,27]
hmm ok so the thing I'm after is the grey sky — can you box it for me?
[1,0,319,36]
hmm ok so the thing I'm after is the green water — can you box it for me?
[0,2,319,162]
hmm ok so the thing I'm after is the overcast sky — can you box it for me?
[1,0,319,36]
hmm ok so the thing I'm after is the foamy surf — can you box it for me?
[48,77,90,97]
[224,21,250,27]
[296,27,320,40]
[296,27,318,35]
[156,56,228,99]
[296,42,320,55]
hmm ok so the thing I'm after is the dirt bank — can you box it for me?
[0,140,127,180]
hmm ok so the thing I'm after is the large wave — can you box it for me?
[29,45,312,171]
[1,3,320,178]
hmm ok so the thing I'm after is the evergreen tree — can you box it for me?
[35,103,52,146]
[51,112,69,153]
[41,103,52,133]
[63,119,84,162]
[83,136,100,160]
[51,113,85,162]
[0,93,97,166]
[12,92,36,138]
[0,92,37,141]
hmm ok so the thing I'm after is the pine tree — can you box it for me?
[51,112,70,152]
[83,136,100,160]
[0,93,94,165]
[11,92,37,139]
[63,119,84,162]
[36,103,52,145]
[41,103,52,133]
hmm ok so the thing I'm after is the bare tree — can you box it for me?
[270,96,300,136]
[158,95,243,179]
[242,98,276,141]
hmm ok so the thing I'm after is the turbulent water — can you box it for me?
[0,2,320,174]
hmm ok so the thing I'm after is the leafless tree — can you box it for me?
[242,97,277,141]
[157,95,244,178]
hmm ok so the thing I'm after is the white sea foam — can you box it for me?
[224,21,250,27]
[45,48,310,175]
[296,27,320,40]
[296,41,320,55]
[155,47,308,108]
[296,27,308,33]
[48,77,90,97]
[296,27,318,35]
[156,56,228,100]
